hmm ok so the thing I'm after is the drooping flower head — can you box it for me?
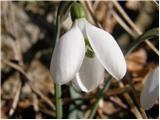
[140,66,159,110]
[50,2,127,92]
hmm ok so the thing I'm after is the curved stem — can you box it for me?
[53,2,75,118]
[54,15,63,119]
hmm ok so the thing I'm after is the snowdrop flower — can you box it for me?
[140,66,159,110]
[50,3,126,92]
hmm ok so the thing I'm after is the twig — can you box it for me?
[39,109,55,118]
[93,1,100,10]
[112,0,159,56]
[85,1,102,28]
[29,82,55,111]
[32,93,39,112]
[9,80,22,117]
[112,11,136,37]
[108,96,128,110]
[3,2,56,117]
[106,85,130,96]
[119,82,143,119]
[2,59,55,111]
[3,2,24,65]
[39,102,56,118]
[97,109,104,119]
[32,93,42,119]
[152,0,159,11]
[3,2,25,116]
[106,83,142,96]
[129,80,148,118]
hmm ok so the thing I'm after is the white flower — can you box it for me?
[140,66,159,110]
[50,18,127,92]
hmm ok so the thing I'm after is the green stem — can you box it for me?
[54,16,61,48]
[55,84,62,118]
[89,76,112,118]
[88,28,159,118]
[53,2,75,118]
[54,15,62,119]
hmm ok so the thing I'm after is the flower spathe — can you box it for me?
[50,18,127,92]
[140,66,159,110]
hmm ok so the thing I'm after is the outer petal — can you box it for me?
[75,18,86,35]
[72,56,104,92]
[50,25,85,85]
[140,66,159,110]
[85,21,126,80]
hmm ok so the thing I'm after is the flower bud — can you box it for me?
[71,3,85,21]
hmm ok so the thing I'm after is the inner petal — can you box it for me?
[72,56,104,92]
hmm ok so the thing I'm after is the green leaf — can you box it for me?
[126,28,159,56]
[57,1,74,21]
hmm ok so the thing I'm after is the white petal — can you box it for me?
[140,66,159,110]
[50,25,85,85]
[85,22,126,80]
[75,18,86,35]
[72,56,104,92]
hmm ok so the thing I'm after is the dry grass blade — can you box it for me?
[119,83,143,119]
[9,81,22,117]
[129,82,148,119]
[2,2,55,114]
[29,82,55,111]
[112,0,159,56]
[32,93,42,119]
[152,0,159,11]
[109,96,128,110]
[3,1,24,65]
[2,60,55,111]
[112,11,136,37]
[2,2,24,116]
[84,1,102,28]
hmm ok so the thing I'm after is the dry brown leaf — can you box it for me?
[95,1,107,22]
[18,99,32,109]
[125,1,141,11]
[127,49,147,72]
[27,59,54,95]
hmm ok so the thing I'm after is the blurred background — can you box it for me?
[1,1,159,119]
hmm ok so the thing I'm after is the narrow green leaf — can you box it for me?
[126,28,159,57]
[57,1,74,21]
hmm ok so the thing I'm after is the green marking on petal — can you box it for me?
[84,38,95,58]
